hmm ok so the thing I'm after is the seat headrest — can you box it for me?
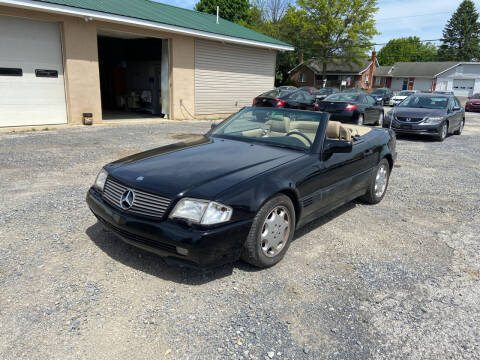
[326,121,341,139]
[266,115,290,133]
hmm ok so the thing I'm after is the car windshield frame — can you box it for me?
[208,107,328,153]
[398,95,449,109]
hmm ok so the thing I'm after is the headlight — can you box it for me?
[421,117,443,125]
[94,168,108,192]
[170,198,233,225]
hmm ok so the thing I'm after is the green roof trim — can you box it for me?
[28,0,292,48]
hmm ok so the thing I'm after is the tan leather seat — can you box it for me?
[290,121,319,144]
[265,115,290,136]
[326,121,352,141]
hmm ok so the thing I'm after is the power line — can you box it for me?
[376,11,452,22]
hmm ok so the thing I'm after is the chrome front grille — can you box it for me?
[396,116,423,123]
[102,177,171,219]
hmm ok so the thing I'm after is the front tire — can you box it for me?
[360,159,390,204]
[357,114,364,126]
[376,112,384,126]
[436,122,448,142]
[241,194,295,268]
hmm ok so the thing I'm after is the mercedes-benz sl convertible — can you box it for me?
[86,107,397,268]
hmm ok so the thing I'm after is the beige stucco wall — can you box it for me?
[62,19,103,124]
[0,5,197,123]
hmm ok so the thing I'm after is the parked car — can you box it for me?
[389,90,417,106]
[299,87,318,94]
[369,88,394,105]
[87,107,397,268]
[277,86,297,92]
[384,93,465,141]
[433,90,454,95]
[254,89,319,111]
[317,93,384,126]
[253,89,295,108]
[465,93,480,112]
[342,88,365,93]
[314,87,340,101]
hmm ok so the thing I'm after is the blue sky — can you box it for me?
[160,0,480,48]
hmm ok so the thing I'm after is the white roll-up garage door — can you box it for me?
[0,15,67,127]
[453,79,475,97]
[195,39,276,115]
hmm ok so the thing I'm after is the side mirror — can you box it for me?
[210,122,217,130]
[323,139,353,154]
[453,106,461,111]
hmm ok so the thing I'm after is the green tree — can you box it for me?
[438,0,480,61]
[377,37,438,65]
[294,0,380,82]
[194,0,250,23]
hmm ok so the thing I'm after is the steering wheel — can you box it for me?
[286,131,313,146]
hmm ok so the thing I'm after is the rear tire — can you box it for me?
[241,195,296,268]
[454,119,464,135]
[359,159,390,204]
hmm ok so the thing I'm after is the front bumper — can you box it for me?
[466,104,480,111]
[384,119,442,136]
[86,188,253,267]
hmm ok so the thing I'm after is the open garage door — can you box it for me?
[453,79,475,97]
[0,15,67,127]
[195,39,275,115]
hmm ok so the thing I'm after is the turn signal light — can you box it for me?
[344,104,357,111]
[274,98,286,107]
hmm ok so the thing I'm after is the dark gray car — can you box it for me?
[384,93,465,141]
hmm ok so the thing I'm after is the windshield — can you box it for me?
[398,91,414,96]
[282,90,316,102]
[371,89,386,95]
[471,94,480,99]
[398,96,449,109]
[210,108,327,151]
[324,93,360,102]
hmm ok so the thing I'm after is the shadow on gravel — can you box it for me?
[86,222,241,285]
[293,201,356,241]
[86,201,357,284]
[394,133,441,142]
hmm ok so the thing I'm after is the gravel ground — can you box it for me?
[1,113,479,360]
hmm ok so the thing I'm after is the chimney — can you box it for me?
[299,52,304,63]
[371,50,377,63]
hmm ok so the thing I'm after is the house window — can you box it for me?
[374,77,383,86]
[299,72,307,83]
[0,67,22,76]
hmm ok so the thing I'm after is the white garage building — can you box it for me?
[0,0,292,128]
[373,62,480,98]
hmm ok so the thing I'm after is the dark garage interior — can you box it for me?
[97,36,165,120]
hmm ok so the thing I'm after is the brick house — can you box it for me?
[289,51,379,89]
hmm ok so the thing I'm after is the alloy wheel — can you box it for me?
[374,164,388,198]
[260,206,291,257]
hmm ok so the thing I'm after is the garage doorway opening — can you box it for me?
[97,30,169,120]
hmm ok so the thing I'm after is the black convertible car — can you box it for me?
[87,108,396,268]
[317,93,384,126]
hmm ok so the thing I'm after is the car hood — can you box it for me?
[468,99,480,104]
[392,107,445,118]
[106,136,305,200]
